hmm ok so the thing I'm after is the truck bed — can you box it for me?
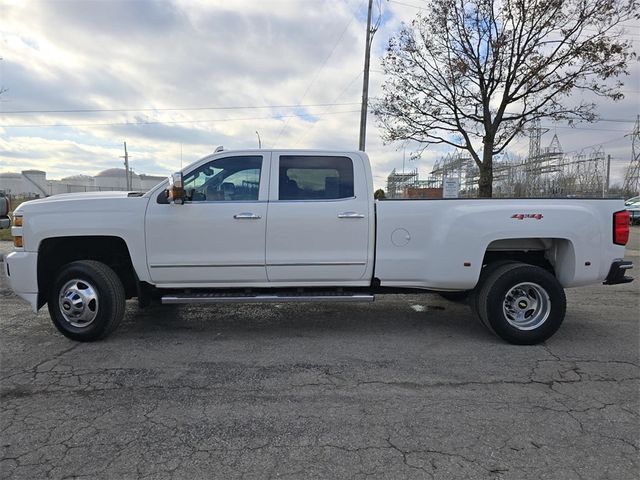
[375,198,627,290]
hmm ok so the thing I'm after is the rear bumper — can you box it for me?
[4,250,39,311]
[603,260,634,285]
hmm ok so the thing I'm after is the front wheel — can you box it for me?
[48,260,125,341]
[476,263,566,345]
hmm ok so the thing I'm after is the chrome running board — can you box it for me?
[161,292,375,304]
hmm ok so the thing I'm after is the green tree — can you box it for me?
[376,0,637,197]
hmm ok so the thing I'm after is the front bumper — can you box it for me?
[603,260,634,285]
[4,250,39,311]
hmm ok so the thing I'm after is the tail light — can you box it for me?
[613,210,630,246]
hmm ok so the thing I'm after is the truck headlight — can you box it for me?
[13,215,22,227]
[13,236,23,248]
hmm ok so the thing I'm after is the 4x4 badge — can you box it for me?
[512,213,543,220]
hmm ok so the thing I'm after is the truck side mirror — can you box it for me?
[166,172,185,205]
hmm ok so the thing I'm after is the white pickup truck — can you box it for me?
[4,149,634,344]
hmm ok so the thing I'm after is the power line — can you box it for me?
[387,0,424,10]
[0,109,361,129]
[540,125,636,132]
[295,70,364,147]
[0,101,361,115]
[595,118,640,123]
[272,1,364,148]
[561,135,629,155]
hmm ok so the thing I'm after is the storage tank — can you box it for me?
[94,168,140,191]
[47,180,67,196]
[0,172,24,196]
[139,174,166,192]
[21,170,48,197]
[59,174,95,193]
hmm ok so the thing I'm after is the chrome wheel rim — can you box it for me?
[502,282,550,331]
[58,279,99,328]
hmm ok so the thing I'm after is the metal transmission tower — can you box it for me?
[431,125,623,198]
[528,119,544,160]
[429,151,478,195]
[569,147,605,197]
[386,169,419,198]
[623,115,640,196]
[526,120,549,194]
[430,150,526,197]
[525,120,565,196]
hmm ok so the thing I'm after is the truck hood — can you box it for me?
[15,191,146,214]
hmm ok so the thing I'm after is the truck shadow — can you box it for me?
[120,294,497,343]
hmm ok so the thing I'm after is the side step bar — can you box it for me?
[161,292,375,304]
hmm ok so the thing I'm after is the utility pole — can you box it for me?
[605,154,611,197]
[358,0,375,152]
[255,131,262,149]
[0,57,6,97]
[121,142,130,190]
[402,145,405,174]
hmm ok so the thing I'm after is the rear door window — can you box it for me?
[278,156,354,200]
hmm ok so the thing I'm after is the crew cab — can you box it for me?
[4,149,634,344]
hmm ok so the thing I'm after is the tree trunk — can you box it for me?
[478,139,494,198]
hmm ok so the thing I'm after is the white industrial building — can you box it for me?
[0,170,48,197]
[0,169,166,197]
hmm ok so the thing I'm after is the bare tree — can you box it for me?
[375,0,637,197]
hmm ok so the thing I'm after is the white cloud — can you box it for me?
[0,0,638,190]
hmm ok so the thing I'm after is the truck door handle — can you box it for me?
[337,211,365,219]
[233,212,262,220]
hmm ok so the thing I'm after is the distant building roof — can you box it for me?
[22,169,46,175]
[61,174,94,182]
[62,173,93,180]
[139,173,166,180]
[0,172,23,178]
[96,168,139,178]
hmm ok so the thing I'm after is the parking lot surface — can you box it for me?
[1,230,639,479]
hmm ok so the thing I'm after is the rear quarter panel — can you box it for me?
[375,199,626,289]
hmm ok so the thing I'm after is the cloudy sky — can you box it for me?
[0,0,638,189]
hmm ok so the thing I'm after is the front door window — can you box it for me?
[183,156,262,202]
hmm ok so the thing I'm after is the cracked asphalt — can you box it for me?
[1,230,639,480]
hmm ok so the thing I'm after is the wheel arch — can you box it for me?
[482,237,576,286]
[37,235,138,308]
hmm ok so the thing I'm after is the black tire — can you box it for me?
[468,260,519,327]
[438,291,470,303]
[476,262,566,345]
[48,260,125,341]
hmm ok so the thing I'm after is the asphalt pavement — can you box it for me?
[1,231,638,479]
